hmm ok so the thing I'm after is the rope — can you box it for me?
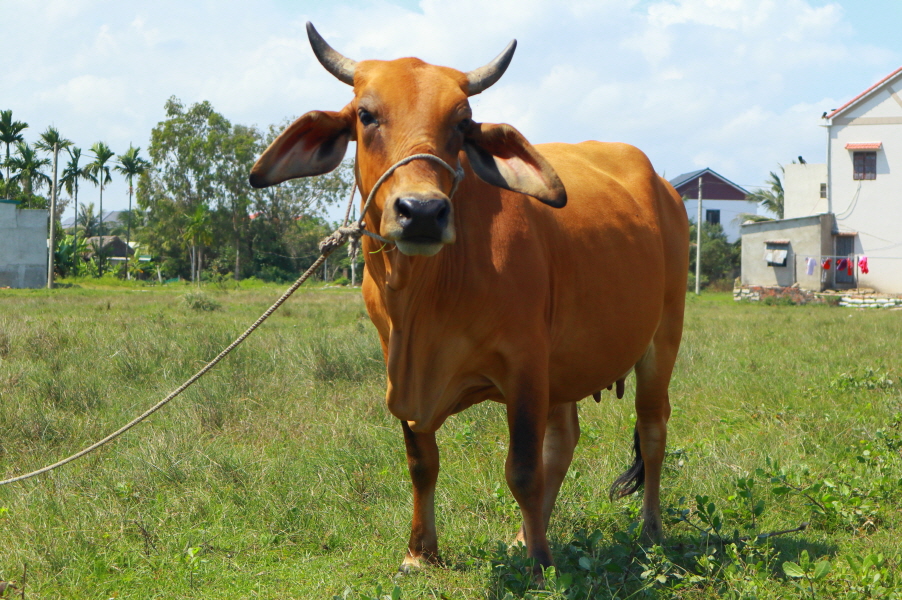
[0,152,464,487]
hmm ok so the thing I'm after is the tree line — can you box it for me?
[0,99,357,284]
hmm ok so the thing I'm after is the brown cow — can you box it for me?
[250,23,689,574]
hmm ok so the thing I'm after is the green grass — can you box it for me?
[0,285,900,599]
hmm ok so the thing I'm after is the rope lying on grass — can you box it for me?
[1,230,338,486]
[0,152,462,487]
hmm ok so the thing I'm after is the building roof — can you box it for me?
[61,210,125,229]
[669,168,749,196]
[825,65,902,120]
[83,235,134,257]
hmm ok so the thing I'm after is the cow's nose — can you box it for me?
[395,197,451,240]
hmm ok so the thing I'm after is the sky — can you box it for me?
[3,0,901,222]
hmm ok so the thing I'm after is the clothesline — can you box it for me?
[801,255,869,278]
[803,254,866,260]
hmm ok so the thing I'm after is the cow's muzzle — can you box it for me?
[355,153,464,255]
[392,194,454,256]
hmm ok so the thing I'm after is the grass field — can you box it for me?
[1,281,900,599]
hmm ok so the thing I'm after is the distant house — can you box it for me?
[84,235,134,267]
[61,210,126,230]
[669,168,757,242]
[0,200,48,288]
[741,65,902,293]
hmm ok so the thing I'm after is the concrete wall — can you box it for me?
[0,202,48,288]
[684,198,760,243]
[825,70,902,293]
[784,163,828,219]
[740,214,833,290]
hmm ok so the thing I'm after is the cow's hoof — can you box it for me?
[531,565,547,588]
[510,523,527,548]
[397,555,425,576]
[397,552,442,576]
[640,518,664,545]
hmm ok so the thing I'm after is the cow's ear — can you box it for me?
[464,122,566,208]
[249,109,353,188]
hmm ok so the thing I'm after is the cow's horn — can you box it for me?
[306,22,357,86]
[465,40,517,96]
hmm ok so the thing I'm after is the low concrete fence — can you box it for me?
[838,295,902,309]
[734,284,902,309]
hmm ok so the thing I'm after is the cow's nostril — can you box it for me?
[437,203,449,223]
[396,199,413,221]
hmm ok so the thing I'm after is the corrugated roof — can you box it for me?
[825,65,902,120]
[61,209,125,229]
[668,168,749,195]
[668,169,707,189]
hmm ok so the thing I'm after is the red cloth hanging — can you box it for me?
[859,256,869,275]
[821,258,831,270]
[836,258,848,271]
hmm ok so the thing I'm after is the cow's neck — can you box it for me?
[361,213,470,322]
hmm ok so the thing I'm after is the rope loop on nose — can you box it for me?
[356,153,465,241]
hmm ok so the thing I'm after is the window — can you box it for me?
[820,183,827,198]
[764,241,789,267]
[853,152,876,180]
[705,209,720,225]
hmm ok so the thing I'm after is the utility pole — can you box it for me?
[47,142,59,289]
[695,175,703,296]
[350,205,358,287]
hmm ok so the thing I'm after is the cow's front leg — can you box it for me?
[506,394,552,571]
[516,401,580,546]
[399,420,441,573]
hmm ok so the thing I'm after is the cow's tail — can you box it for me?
[608,426,644,500]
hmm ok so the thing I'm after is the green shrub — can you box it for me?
[182,291,221,311]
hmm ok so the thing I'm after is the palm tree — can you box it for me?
[36,127,73,280]
[87,141,115,275]
[61,147,91,275]
[77,202,100,237]
[744,169,785,221]
[0,110,28,198]
[7,141,51,199]
[183,204,213,284]
[114,145,151,279]
[35,126,72,155]
[36,128,73,199]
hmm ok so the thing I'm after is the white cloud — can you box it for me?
[1,0,899,215]
[39,75,128,117]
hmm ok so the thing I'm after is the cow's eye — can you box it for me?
[456,118,472,133]
[359,108,378,127]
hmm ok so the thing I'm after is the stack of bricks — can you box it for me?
[733,285,822,304]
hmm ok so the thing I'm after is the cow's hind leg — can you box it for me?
[399,421,441,572]
[516,401,580,545]
[610,333,680,542]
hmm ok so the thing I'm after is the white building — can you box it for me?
[669,169,757,243]
[742,65,902,294]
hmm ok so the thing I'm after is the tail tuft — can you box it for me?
[608,426,645,500]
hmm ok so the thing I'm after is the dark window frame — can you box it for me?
[705,209,721,225]
[764,242,790,267]
[853,151,877,180]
